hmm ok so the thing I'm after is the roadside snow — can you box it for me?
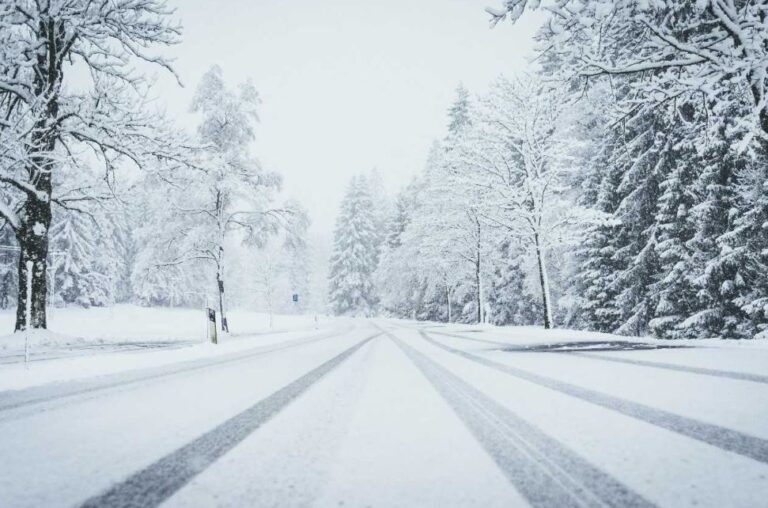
[0,305,325,348]
[417,321,768,350]
[0,305,339,391]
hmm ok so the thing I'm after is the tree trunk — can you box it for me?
[14,18,63,331]
[475,219,483,324]
[445,284,452,323]
[14,202,51,331]
[217,273,229,333]
[475,256,482,324]
[534,232,553,329]
[268,295,273,329]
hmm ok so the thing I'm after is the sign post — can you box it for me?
[207,308,218,344]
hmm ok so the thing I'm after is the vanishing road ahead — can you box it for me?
[1,320,767,507]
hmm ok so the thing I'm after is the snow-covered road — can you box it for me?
[0,320,766,507]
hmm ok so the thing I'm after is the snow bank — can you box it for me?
[412,321,768,350]
[0,304,323,349]
[0,305,339,391]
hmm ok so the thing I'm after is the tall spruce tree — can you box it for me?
[328,175,380,316]
[729,157,768,339]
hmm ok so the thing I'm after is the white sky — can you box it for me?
[153,0,542,237]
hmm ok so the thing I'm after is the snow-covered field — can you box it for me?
[0,309,766,507]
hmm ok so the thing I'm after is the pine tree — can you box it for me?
[376,184,420,318]
[328,175,380,316]
[578,104,671,336]
[284,211,312,314]
[447,84,471,137]
[648,125,701,339]
[610,120,668,336]
[684,141,751,338]
[0,227,16,309]
[729,157,768,338]
[49,210,112,307]
[486,238,541,326]
[576,135,625,333]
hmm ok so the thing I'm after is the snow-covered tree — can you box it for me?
[447,84,472,137]
[280,203,312,314]
[729,158,768,339]
[252,243,283,329]
[377,87,499,325]
[407,166,491,324]
[0,0,183,330]
[328,175,380,316]
[485,3,768,338]
[130,171,206,307]
[0,227,16,309]
[135,66,296,332]
[49,210,106,307]
[376,179,424,319]
[486,237,542,326]
[488,0,768,152]
[453,77,592,329]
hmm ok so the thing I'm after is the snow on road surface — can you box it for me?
[0,317,766,507]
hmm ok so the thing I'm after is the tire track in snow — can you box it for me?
[422,331,768,465]
[430,330,768,384]
[570,352,768,385]
[78,332,379,508]
[386,330,653,508]
[0,325,353,418]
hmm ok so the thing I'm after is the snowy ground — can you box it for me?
[0,306,327,390]
[0,312,766,507]
[0,304,323,347]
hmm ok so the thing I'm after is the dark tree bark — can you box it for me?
[534,232,552,330]
[14,203,51,331]
[475,237,482,324]
[14,18,62,331]
[0,2,181,332]
[445,283,452,323]
[216,247,229,332]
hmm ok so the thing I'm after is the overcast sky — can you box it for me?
[154,0,542,237]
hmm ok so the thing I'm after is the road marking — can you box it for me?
[79,332,379,508]
[388,331,653,508]
[422,331,768,465]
